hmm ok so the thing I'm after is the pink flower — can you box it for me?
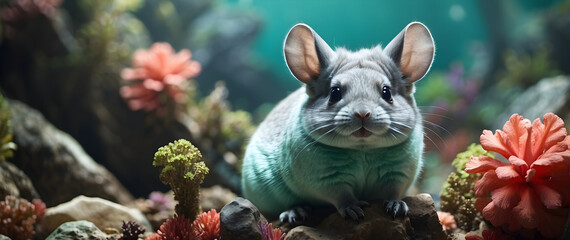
[258,220,285,240]
[465,113,570,238]
[156,215,196,240]
[191,209,220,240]
[436,211,457,231]
[120,42,201,113]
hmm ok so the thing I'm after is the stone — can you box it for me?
[200,185,238,211]
[45,220,119,240]
[9,100,134,207]
[40,195,152,237]
[283,194,447,240]
[220,197,262,240]
[494,75,570,129]
[0,161,39,201]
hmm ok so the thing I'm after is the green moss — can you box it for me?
[0,94,16,164]
[153,139,208,219]
[440,143,494,231]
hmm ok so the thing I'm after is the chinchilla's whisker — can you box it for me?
[293,125,338,161]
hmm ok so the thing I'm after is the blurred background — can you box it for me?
[1,0,569,206]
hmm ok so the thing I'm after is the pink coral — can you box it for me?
[156,215,196,240]
[191,209,220,240]
[436,211,457,231]
[258,220,285,240]
[465,113,570,238]
[120,42,201,114]
[0,196,46,240]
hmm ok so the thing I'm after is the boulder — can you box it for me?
[220,197,263,240]
[0,161,39,201]
[45,220,119,240]
[9,100,133,207]
[494,75,570,129]
[40,196,151,237]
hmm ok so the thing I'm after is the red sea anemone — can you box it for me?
[191,209,220,240]
[465,113,570,238]
[120,42,201,114]
[156,215,195,240]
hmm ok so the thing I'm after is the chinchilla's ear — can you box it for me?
[384,22,435,84]
[283,24,335,85]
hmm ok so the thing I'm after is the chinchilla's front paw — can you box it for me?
[385,199,408,219]
[279,206,311,224]
[337,200,370,221]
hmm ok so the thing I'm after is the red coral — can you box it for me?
[191,209,220,240]
[465,229,516,240]
[120,42,201,114]
[465,113,570,238]
[258,220,285,240]
[436,211,457,231]
[0,196,46,240]
[156,215,196,240]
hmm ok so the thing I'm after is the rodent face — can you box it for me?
[302,48,419,150]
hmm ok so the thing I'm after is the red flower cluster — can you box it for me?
[148,209,220,240]
[258,220,285,240]
[465,113,570,238]
[120,42,201,114]
[155,215,194,240]
[191,209,220,240]
[0,196,46,240]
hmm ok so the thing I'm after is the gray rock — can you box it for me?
[40,195,152,237]
[45,220,118,240]
[494,75,570,129]
[0,161,39,201]
[9,100,133,207]
[220,197,262,240]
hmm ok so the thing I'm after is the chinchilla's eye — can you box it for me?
[329,87,342,103]
[382,86,393,104]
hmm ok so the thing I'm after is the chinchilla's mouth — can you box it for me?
[352,127,372,138]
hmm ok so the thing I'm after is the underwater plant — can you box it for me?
[440,144,494,231]
[191,209,220,240]
[155,215,195,240]
[153,139,208,219]
[0,196,46,240]
[0,94,16,163]
[258,220,285,240]
[437,211,457,231]
[147,191,175,213]
[118,221,146,240]
[120,42,201,115]
[465,113,570,238]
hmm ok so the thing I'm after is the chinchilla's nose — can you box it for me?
[354,111,370,120]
